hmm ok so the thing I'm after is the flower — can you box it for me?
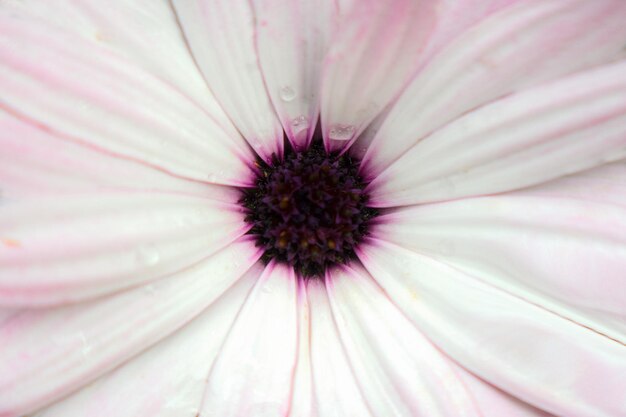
[1,0,626,416]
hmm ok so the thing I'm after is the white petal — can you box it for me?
[362,0,626,178]
[172,0,283,161]
[0,15,254,186]
[1,0,240,137]
[320,0,436,151]
[369,60,626,206]
[0,110,236,199]
[327,265,480,417]
[199,263,298,417]
[32,265,261,417]
[359,241,626,417]
[0,239,261,417]
[306,279,374,417]
[253,0,334,150]
[0,192,247,306]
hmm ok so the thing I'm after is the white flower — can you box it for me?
[1,0,626,416]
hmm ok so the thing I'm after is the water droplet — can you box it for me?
[291,115,309,134]
[328,124,356,141]
[135,245,160,266]
[279,86,296,102]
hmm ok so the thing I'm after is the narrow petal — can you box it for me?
[0,110,235,199]
[32,266,260,417]
[199,263,298,417]
[327,265,481,417]
[320,0,436,151]
[362,0,626,179]
[307,279,374,417]
[172,0,284,161]
[369,60,626,206]
[1,0,240,135]
[253,0,335,150]
[359,241,626,417]
[288,281,315,417]
[0,239,262,417]
[0,192,247,306]
[374,172,626,343]
[0,15,254,186]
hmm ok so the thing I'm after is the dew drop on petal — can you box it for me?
[328,124,356,141]
[279,86,296,102]
[291,115,309,134]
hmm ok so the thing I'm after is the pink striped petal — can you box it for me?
[0,15,254,186]
[326,265,480,417]
[320,0,436,151]
[253,0,335,150]
[1,0,240,135]
[369,60,626,206]
[362,0,626,179]
[30,265,261,417]
[0,191,248,306]
[0,239,261,417]
[199,263,298,417]
[359,241,626,417]
[306,279,374,417]
[172,0,284,162]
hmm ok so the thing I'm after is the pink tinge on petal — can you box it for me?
[28,267,261,417]
[359,240,626,417]
[172,0,284,162]
[0,239,262,417]
[253,0,335,151]
[368,60,626,206]
[198,262,298,417]
[319,0,436,152]
[0,14,255,186]
[361,0,626,180]
[326,265,481,417]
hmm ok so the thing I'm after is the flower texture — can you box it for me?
[1,0,626,416]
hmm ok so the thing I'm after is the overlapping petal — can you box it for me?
[319,0,436,151]
[359,241,626,417]
[0,14,254,186]
[198,263,298,417]
[172,0,284,162]
[361,0,626,179]
[0,239,262,417]
[327,265,481,417]
[253,0,335,150]
[369,60,626,206]
[30,267,261,417]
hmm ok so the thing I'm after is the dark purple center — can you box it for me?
[241,141,377,277]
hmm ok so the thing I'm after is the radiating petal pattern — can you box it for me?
[327,265,481,417]
[320,0,436,151]
[374,168,626,344]
[369,60,626,206]
[359,241,626,417]
[32,265,261,417]
[362,0,626,179]
[253,0,335,150]
[199,263,298,417]
[0,15,254,186]
[172,0,284,162]
[0,239,262,417]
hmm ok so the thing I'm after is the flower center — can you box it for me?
[241,141,377,277]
